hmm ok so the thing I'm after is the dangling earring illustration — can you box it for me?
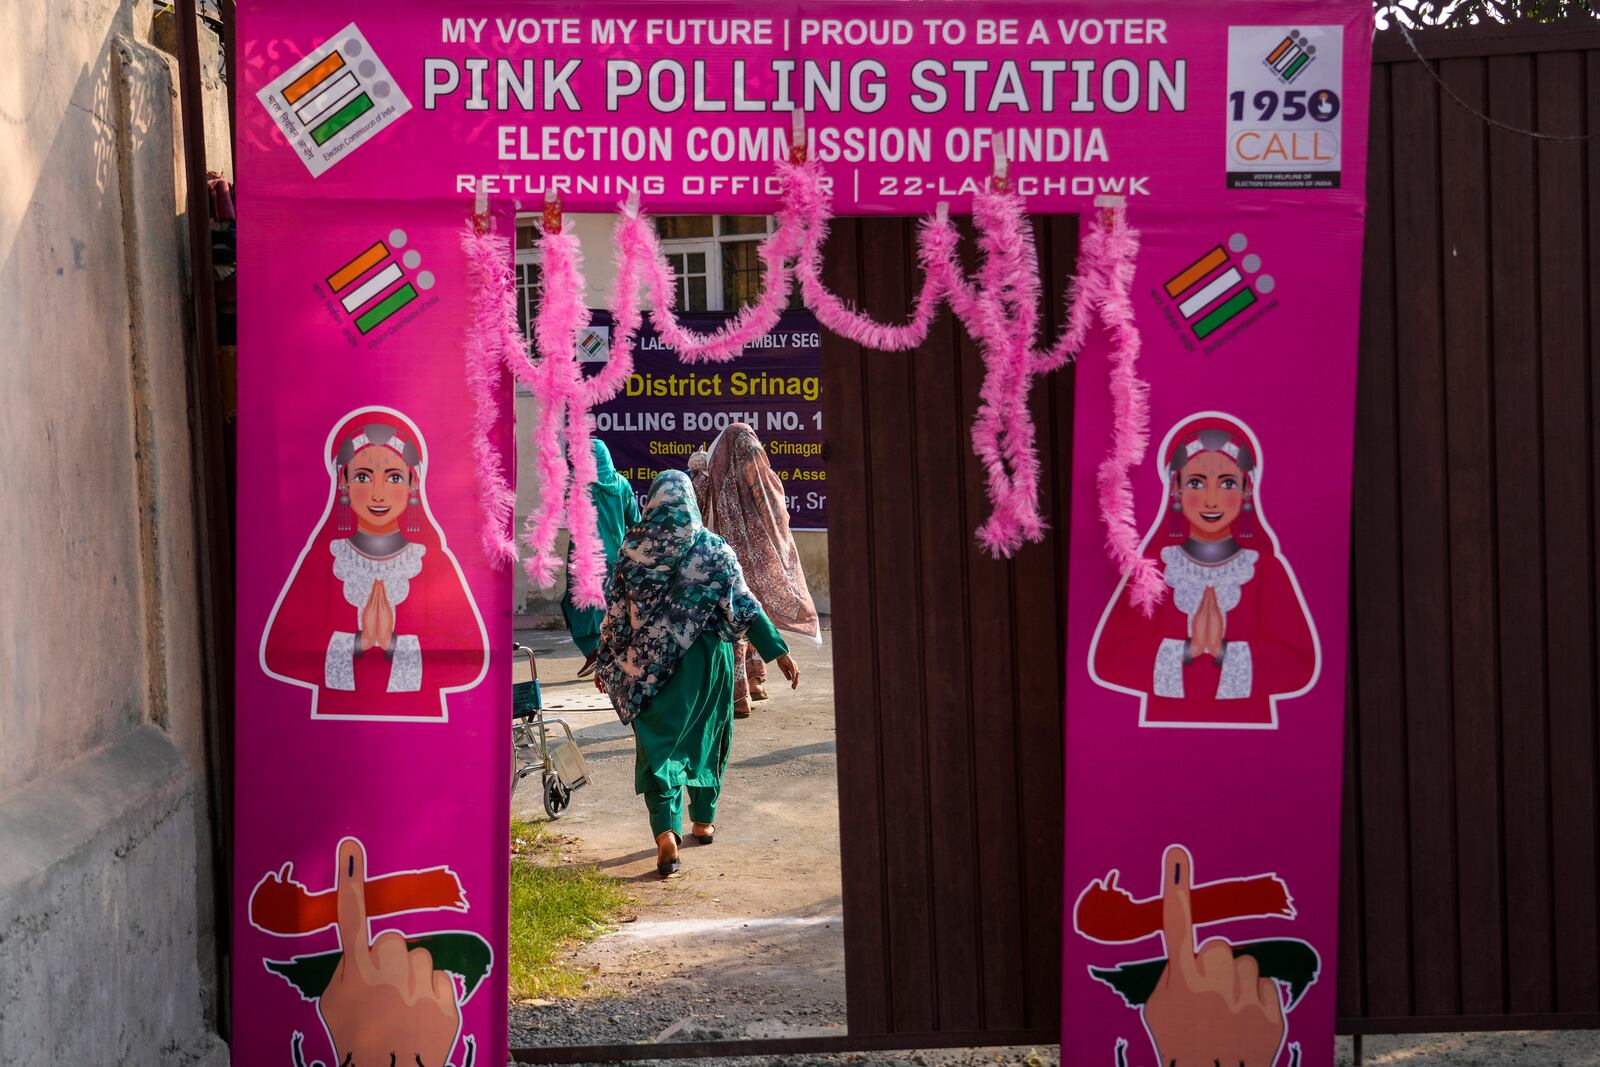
[407,481,421,533]
[1170,495,1182,512]
[337,485,352,531]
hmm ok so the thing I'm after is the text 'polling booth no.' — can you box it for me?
[235,3,1370,1064]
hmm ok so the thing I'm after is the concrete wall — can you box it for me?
[0,1,227,1061]
[511,216,831,620]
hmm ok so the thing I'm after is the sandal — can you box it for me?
[691,823,715,845]
[733,698,751,719]
[655,831,681,877]
[750,684,769,701]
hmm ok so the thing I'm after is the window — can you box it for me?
[654,215,800,312]
[510,214,797,348]
[513,222,542,395]
[663,248,711,311]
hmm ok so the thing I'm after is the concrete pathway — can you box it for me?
[510,621,854,1052]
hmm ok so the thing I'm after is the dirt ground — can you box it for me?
[507,621,1600,1066]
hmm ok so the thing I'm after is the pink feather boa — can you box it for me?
[519,223,590,596]
[608,166,810,365]
[787,173,1159,609]
[476,162,1159,615]
[459,223,522,567]
[789,158,958,351]
[1085,206,1163,614]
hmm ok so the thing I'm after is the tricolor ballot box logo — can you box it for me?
[1158,233,1276,350]
[1262,31,1317,83]
[321,229,436,340]
[1226,25,1343,189]
[256,23,410,178]
[577,326,611,363]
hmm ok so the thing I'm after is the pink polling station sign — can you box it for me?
[235,3,1370,1064]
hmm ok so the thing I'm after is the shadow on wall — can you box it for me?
[0,1,225,1062]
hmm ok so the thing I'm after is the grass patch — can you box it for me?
[507,818,631,999]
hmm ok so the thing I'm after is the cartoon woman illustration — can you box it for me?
[261,407,488,719]
[1091,413,1317,728]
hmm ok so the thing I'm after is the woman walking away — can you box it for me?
[706,423,821,718]
[594,471,800,877]
[561,439,641,678]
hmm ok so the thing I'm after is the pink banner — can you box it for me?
[1059,16,1371,1065]
[236,3,1369,1064]
[239,2,1357,215]
[234,187,513,1065]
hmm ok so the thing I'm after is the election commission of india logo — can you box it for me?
[318,230,437,343]
[1263,29,1317,84]
[256,23,413,177]
[1155,234,1277,352]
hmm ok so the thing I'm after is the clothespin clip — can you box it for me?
[791,109,807,164]
[471,188,490,235]
[935,201,949,225]
[991,140,1009,194]
[621,187,641,219]
[1093,193,1125,228]
[542,187,562,234]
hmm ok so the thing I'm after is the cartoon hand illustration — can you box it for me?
[1191,587,1225,660]
[319,839,461,1067]
[1144,846,1285,1067]
[359,581,396,654]
[359,583,382,653]
[373,581,396,651]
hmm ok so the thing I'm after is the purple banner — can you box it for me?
[586,309,826,529]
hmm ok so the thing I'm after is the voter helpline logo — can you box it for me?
[1225,25,1343,190]
[1155,233,1276,351]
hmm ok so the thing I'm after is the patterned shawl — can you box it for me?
[688,449,712,520]
[707,423,821,643]
[596,470,764,725]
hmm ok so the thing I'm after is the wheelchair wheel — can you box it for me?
[543,775,571,820]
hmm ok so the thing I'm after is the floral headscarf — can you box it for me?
[595,470,764,724]
[707,423,821,643]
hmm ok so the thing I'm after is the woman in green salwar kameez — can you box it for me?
[594,471,800,877]
[561,439,641,677]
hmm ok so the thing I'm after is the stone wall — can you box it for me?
[0,1,227,1061]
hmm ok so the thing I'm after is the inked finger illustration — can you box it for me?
[250,837,492,1067]
[1075,844,1320,1067]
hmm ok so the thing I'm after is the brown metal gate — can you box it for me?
[822,214,1076,1044]
[1340,19,1600,1033]
[823,19,1600,1043]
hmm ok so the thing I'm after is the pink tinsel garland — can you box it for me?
[1086,207,1164,614]
[522,224,590,594]
[790,158,958,351]
[607,171,810,366]
[459,223,522,568]
[479,157,1160,616]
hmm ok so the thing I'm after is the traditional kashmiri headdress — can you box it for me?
[335,423,423,472]
[1164,419,1256,478]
